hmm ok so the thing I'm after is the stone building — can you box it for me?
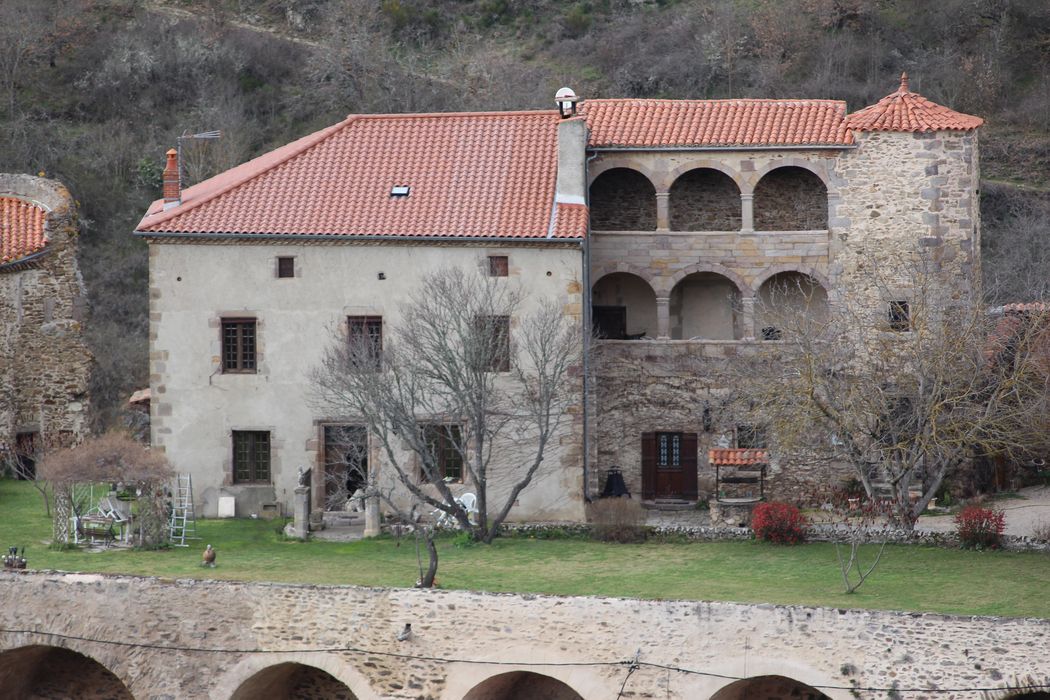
[0,174,91,475]
[136,75,982,519]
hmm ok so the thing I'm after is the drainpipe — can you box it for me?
[581,151,598,504]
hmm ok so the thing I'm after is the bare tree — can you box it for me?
[736,261,1050,528]
[312,265,583,547]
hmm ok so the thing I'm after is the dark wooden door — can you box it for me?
[642,432,697,500]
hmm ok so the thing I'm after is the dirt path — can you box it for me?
[916,485,1050,537]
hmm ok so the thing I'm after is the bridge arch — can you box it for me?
[461,670,586,700]
[213,654,380,700]
[0,644,133,699]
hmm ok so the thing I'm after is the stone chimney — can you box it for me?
[162,148,180,210]
[555,95,587,207]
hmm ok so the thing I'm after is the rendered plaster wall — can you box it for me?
[0,571,1046,700]
[0,174,90,454]
[148,241,586,521]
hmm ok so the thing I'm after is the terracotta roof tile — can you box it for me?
[846,73,983,133]
[137,111,576,240]
[583,99,853,147]
[708,448,769,466]
[550,202,588,239]
[0,195,47,265]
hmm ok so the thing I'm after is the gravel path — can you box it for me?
[915,485,1050,537]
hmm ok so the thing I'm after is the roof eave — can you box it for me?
[0,246,50,272]
[132,231,585,245]
[587,143,857,152]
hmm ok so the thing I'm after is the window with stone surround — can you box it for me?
[276,256,295,278]
[233,430,270,483]
[348,316,383,370]
[420,424,463,482]
[475,315,510,372]
[221,318,256,373]
[669,168,742,231]
[888,301,911,331]
[753,166,827,231]
[589,168,656,231]
[488,255,509,277]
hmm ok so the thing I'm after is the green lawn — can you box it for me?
[3,480,1048,618]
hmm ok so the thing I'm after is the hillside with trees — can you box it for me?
[1,0,1048,426]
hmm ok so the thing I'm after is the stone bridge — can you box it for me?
[0,571,1047,699]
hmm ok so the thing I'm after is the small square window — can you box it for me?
[888,301,911,331]
[390,185,411,197]
[277,257,294,278]
[488,255,509,277]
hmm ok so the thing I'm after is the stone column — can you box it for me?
[291,485,310,540]
[655,192,670,231]
[740,296,756,341]
[364,496,381,538]
[656,297,671,339]
[740,193,754,232]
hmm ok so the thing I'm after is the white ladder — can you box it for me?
[169,474,199,547]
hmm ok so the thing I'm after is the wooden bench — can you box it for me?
[77,515,116,546]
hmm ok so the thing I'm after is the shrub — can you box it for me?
[954,506,1006,549]
[752,502,808,545]
[588,498,646,543]
[1033,520,1050,542]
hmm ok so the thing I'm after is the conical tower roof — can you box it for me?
[846,73,983,133]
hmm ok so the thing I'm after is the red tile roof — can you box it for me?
[0,195,47,265]
[846,73,984,133]
[137,111,587,240]
[708,448,769,466]
[583,99,854,147]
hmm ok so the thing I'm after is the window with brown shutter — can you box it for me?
[475,315,510,372]
[488,255,509,277]
[277,257,295,278]
[222,319,257,373]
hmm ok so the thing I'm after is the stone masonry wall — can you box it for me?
[669,169,742,231]
[0,571,1046,700]
[0,174,90,456]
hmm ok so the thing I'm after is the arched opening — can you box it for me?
[669,168,741,231]
[710,674,831,700]
[231,662,358,700]
[592,272,658,339]
[0,645,133,700]
[589,168,657,231]
[753,166,828,231]
[1003,694,1050,699]
[463,671,585,700]
[756,271,829,340]
[669,272,741,340]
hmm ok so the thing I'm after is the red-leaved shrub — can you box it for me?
[954,506,1005,549]
[752,502,808,544]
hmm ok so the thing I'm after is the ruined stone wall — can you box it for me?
[0,174,90,456]
[0,571,1046,700]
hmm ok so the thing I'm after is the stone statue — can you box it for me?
[297,466,311,488]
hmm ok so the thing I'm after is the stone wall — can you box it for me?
[589,168,657,231]
[0,174,90,459]
[669,168,741,231]
[0,571,1046,699]
[753,166,828,230]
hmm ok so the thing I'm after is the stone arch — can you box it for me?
[752,264,831,294]
[0,644,134,700]
[592,272,658,339]
[756,271,829,340]
[589,168,657,231]
[669,168,742,231]
[663,263,752,299]
[1003,693,1050,699]
[669,271,743,340]
[709,674,832,700]
[461,670,586,700]
[753,165,829,231]
[213,654,380,700]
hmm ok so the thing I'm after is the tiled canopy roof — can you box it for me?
[846,73,984,133]
[137,111,586,240]
[1,196,47,265]
[708,449,769,466]
[583,99,854,147]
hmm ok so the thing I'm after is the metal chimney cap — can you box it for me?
[555,87,580,118]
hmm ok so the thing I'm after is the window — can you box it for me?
[657,432,682,468]
[277,257,294,278]
[488,255,509,277]
[736,425,767,449]
[222,319,256,372]
[760,326,782,341]
[888,301,911,331]
[475,315,510,372]
[233,431,270,483]
[348,316,383,370]
[421,424,463,482]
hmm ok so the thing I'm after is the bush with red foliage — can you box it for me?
[954,506,1006,549]
[751,502,808,545]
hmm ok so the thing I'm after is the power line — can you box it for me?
[2,626,1048,695]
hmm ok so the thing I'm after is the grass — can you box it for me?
[3,480,1050,618]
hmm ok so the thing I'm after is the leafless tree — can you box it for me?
[312,265,583,548]
[735,260,1050,528]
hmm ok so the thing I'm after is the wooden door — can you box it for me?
[642,432,697,500]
